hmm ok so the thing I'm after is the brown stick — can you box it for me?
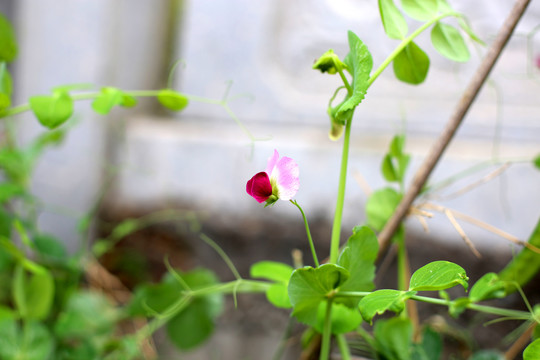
[377,0,531,258]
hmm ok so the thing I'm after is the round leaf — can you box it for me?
[0,319,54,360]
[366,187,402,231]
[157,89,189,111]
[373,317,412,360]
[266,283,291,308]
[92,87,137,115]
[401,0,438,21]
[288,264,350,326]
[358,289,416,324]
[469,272,506,302]
[166,299,215,350]
[315,302,362,334]
[524,339,540,360]
[250,261,293,283]
[29,91,73,129]
[431,22,470,62]
[379,0,408,40]
[92,87,123,115]
[336,226,379,307]
[409,261,468,292]
[393,41,430,85]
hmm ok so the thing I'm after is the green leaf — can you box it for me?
[157,89,189,111]
[498,218,540,294]
[431,22,470,62]
[92,87,137,115]
[366,187,402,231]
[358,289,416,324]
[469,273,506,302]
[29,90,73,129]
[390,134,405,157]
[33,234,68,260]
[127,280,181,317]
[0,208,11,241]
[0,62,12,110]
[382,154,399,182]
[28,127,67,161]
[409,261,468,291]
[401,0,438,21]
[0,305,16,321]
[533,154,540,170]
[334,31,373,123]
[379,0,408,40]
[0,182,24,203]
[266,283,291,308]
[374,317,412,360]
[250,261,294,308]
[0,148,31,186]
[54,291,117,340]
[411,327,442,360]
[13,264,55,320]
[166,299,215,350]
[315,301,362,334]
[0,14,17,62]
[524,339,540,360]
[393,41,430,85]
[129,268,223,350]
[288,264,350,326]
[0,320,54,360]
[165,269,224,351]
[250,261,293,283]
[337,226,379,307]
[382,135,410,183]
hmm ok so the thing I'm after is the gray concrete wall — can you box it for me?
[115,0,540,252]
[7,0,540,252]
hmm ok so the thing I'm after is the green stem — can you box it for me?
[336,291,532,320]
[320,299,334,360]
[396,227,407,292]
[291,200,319,267]
[329,118,352,264]
[367,11,461,88]
[336,333,352,360]
[337,68,353,94]
[133,278,271,344]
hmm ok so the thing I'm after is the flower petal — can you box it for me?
[265,149,280,177]
[274,156,300,200]
[246,172,273,203]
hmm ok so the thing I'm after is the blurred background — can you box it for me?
[1,0,540,358]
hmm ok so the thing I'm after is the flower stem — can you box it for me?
[336,333,352,360]
[291,200,319,267]
[337,68,353,94]
[329,118,352,264]
[320,299,334,360]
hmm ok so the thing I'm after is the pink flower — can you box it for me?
[246,150,300,205]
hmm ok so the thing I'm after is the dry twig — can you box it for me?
[377,0,532,258]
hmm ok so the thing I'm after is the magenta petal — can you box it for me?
[274,156,299,200]
[246,172,272,203]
